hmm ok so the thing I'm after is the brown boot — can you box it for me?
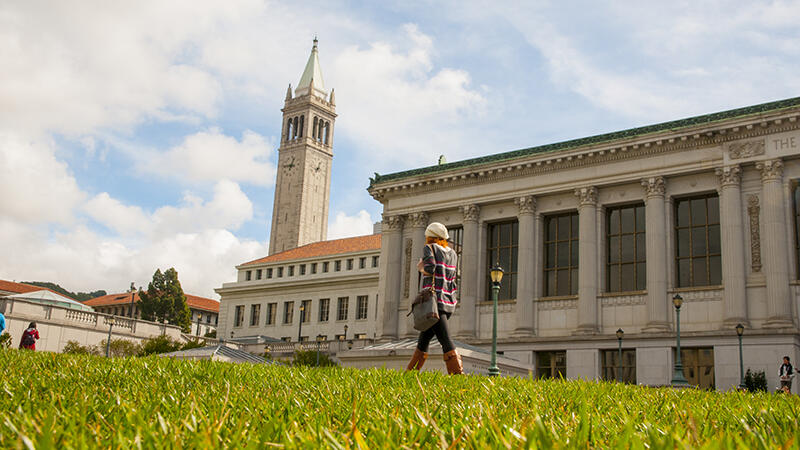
[443,350,463,375]
[406,348,428,371]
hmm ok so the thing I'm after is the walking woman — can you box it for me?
[406,222,463,374]
[19,322,39,351]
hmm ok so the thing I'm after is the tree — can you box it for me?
[138,268,192,332]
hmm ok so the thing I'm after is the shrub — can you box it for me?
[138,335,183,356]
[744,368,768,392]
[203,329,217,338]
[180,339,205,351]
[292,349,336,367]
[0,333,11,349]
[99,339,142,357]
[62,340,99,355]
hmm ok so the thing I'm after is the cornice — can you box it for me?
[368,111,800,203]
[217,272,379,295]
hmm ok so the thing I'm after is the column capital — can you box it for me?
[574,186,598,206]
[715,165,741,188]
[382,214,405,232]
[641,176,666,198]
[515,195,536,216]
[407,211,429,229]
[460,204,481,223]
[756,159,784,182]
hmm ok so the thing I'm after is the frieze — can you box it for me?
[515,196,536,215]
[673,288,723,302]
[728,139,765,159]
[537,298,578,310]
[478,302,515,314]
[756,159,784,182]
[461,204,480,222]
[715,165,741,187]
[641,176,666,198]
[747,195,762,272]
[600,294,646,307]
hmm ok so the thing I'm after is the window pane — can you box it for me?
[692,257,708,286]
[499,248,511,271]
[708,225,721,254]
[621,207,635,233]
[571,214,579,238]
[546,271,556,296]
[557,242,569,266]
[546,243,555,268]
[558,216,570,239]
[608,264,619,292]
[511,247,518,272]
[678,259,691,287]
[547,218,556,240]
[609,209,620,234]
[636,233,646,260]
[707,196,720,224]
[620,264,635,291]
[500,223,511,246]
[636,262,647,290]
[557,270,569,296]
[636,205,646,231]
[571,241,579,265]
[678,229,690,257]
[709,255,722,285]
[691,198,706,224]
[677,201,690,227]
[621,235,635,262]
[609,236,619,263]
[692,227,707,256]
[571,269,579,294]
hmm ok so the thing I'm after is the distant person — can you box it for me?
[19,322,39,351]
[0,311,5,335]
[779,356,793,392]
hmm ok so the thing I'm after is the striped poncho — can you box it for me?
[421,243,458,313]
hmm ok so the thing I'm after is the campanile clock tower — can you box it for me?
[268,38,337,255]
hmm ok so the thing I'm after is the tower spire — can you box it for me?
[295,37,326,98]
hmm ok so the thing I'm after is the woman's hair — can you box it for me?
[28,321,37,329]
[425,236,448,247]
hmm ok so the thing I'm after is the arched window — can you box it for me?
[298,115,304,138]
[286,119,293,141]
[324,122,330,145]
[293,116,299,139]
[313,117,318,139]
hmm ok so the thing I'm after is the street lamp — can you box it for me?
[488,264,504,377]
[298,304,305,342]
[129,282,136,318]
[736,323,745,390]
[105,316,116,358]
[670,294,689,386]
[616,328,624,383]
[343,324,348,340]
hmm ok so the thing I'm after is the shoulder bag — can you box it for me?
[408,245,440,331]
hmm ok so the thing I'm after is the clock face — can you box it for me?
[282,156,297,174]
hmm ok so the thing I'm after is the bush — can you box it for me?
[744,368,768,392]
[99,339,142,357]
[138,335,183,356]
[62,340,100,355]
[292,349,336,367]
[0,333,11,349]
[181,339,205,351]
[203,329,217,338]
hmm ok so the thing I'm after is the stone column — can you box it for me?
[716,166,749,326]
[756,159,794,328]
[405,212,429,337]
[379,214,404,340]
[513,196,536,337]
[455,205,480,338]
[574,187,599,335]
[641,177,670,332]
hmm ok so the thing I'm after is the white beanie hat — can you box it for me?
[424,222,449,240]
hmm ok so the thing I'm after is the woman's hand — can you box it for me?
[416,258,425,273]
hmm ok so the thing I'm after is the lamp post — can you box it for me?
[129,282,136,318]
[343,324,348,341]
[736,323,745,390]
[488,264,504,377]
[105,316,116,357]
[196,316,201,337]
[616,328,624,383]
[670,294,689,386]
[298,304,305,343]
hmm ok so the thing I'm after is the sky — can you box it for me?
[2,0,800,299]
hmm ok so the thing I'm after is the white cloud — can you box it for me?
[142,129,277,186]
[84,193,151,236]
[327,210,374,240]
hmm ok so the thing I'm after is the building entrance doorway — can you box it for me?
[675,347,715,389]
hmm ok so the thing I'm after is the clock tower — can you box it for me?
[269,38,337,255]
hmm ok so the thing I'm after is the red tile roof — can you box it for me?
[242,234,381,266]
[84,292,219,312]
[0,279,70,298]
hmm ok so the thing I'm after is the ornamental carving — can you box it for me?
[600,294,646,307]
[574,186,598,206]
[403,238,413,297]
[382,214,404,232]
[756,159,784,182]
[715,165,741,187]
[460,204,480,223]
[747,195,762,272]
[537,298,578,311]
[407,212,429,229]
[641,176,666,198]
[728,140,765,159]
[515,196,536,215]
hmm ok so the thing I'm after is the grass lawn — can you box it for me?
[1,349,798,448]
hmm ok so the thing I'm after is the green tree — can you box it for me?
[138,268,192,332]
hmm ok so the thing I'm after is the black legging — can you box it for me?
[417,310,455,354]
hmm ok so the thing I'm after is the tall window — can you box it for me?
[372,256,380,268]
[249,304,261,326]
[536,351,566,379]
[337,297,349,321]
[267,268,273,279]
[311,263,317,274]
[234,305,244,327]
[356,295,368,320]
[486,221,518,300]
[266,303,277,325]
[794,183,800,279]
[335,261,341,272]
[288,266,295,276]
[601,350,636,384]
[300,264,306,275]
[544,212,579,296]
[245,271,252,281]
[448,226,463,300]
[347,259,354,270]
[323,262,330,273]
[359,257,366,269]
[278,267,284,278]
[675,194,721,287]
[607,204,646,292]
[301,300,311,323]
[319,298,330,322]
[283,301,294,324]
[256,269,262,280]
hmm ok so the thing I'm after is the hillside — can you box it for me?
[21,281,106,301]
[1,350,798,448]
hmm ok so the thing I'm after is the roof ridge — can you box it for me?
[369,95,800,186]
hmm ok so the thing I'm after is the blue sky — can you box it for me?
[2,0,800,298]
